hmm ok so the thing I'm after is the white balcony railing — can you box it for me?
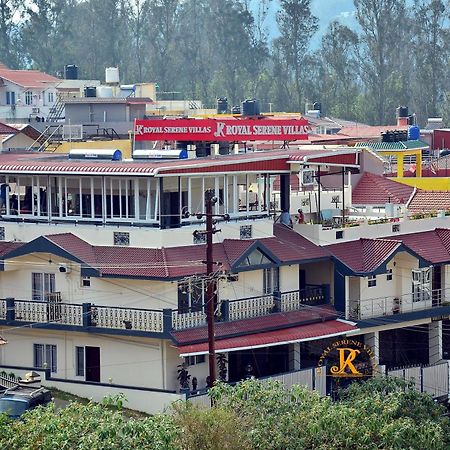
[172,310,207,330]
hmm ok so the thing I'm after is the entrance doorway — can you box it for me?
[85,346,100,382]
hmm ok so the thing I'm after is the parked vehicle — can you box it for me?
[0,385,52,419]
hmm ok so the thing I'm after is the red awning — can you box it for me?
[177,319,357,356]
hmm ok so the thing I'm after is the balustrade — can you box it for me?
[0,299,5,320]
[172,310,206,330]
[93,305,163,332]
[228,295,275,321]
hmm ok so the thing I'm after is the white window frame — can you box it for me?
[263,267,279,294]
[32,273,55,301]
[368,274,376,287]
[386,269,393,281]
[25,91,33,106]
[75,346,85,377]
[412,267,431,302]
[33,343,57,373]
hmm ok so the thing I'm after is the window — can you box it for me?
[76,346,85,376]
[185,355,205,366]
[392,224,400,233]
[193,231,206,244]
[240,225,252,239]
[114,232,130,246]
[0,227,5,241]
[178,279,205,313]
[25,91,33,106]
[33,344,57,373]
[32,273,55,301]
[412,268,431,302]
[6,92,15,105]
[336,230,344,239]
[386,269,393,281]
[263,267,279,294]
[368,275,376,287]
[48,92,54,103]
[81,276,91,288]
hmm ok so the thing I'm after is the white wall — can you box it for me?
[0,327,176,389]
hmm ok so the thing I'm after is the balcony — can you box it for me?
[349,288,449,320]
[0,285,330,336]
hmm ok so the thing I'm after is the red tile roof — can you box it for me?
[172,304,338,345]
[408,191,450,213]
[384,228,450,264]
[0,69,58,88]
[177,319,357,355]
[3,225,328,279]
[327,238,401,273]
[352,172,414,205]
[0,122,18,134]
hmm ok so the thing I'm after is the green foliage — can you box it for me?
[0,377,448,449]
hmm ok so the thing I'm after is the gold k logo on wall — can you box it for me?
[317,339,377,378]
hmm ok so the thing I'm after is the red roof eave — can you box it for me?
[177,319,357,356]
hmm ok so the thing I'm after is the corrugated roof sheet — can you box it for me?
[352,172,414,205]
[177,319,357,355]
[355,140,429,151]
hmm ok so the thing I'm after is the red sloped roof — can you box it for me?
[408,191,450,213]
[0,69,59,88]
[352,172,414,205]
[0,241,23,257]
[0,122,18,134]
[45,233,97,266]
[177,319,357,356]
[384,228,450,264]
[327,238,401,273]
[172,304,338,345]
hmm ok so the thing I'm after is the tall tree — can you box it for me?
[319,21,359,119]
[354,0,409,124]
[0,0,22,68]
[275,0,318,111]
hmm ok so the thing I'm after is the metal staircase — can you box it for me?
[47,95,65,122]
[27,125,63,152]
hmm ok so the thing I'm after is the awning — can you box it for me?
[177,319,357,357]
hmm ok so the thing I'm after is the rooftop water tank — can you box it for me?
[231,105,241,115]
[396,106,408,118]
[133,149,188,159]
[105,67,120,84]
[408,126,420,140]
[241,99,260,116]
[64,65,78,80]
[69,149,122,161]
[97,86,114,98]
[84,86,97,98]
[217,97,228,114]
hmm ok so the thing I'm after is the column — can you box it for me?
[397,154,404,178]
[429,321,443,364]
[289,343,301,371]
[416,151,422,177]
[279,174,290,213]
[364,331,380,365]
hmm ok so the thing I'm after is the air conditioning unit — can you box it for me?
[32,107,40,113]
[58,263,71,273]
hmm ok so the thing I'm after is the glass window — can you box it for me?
[32,273,55,301]
[34,343,57,373]
[386,269,393,281]
[25,91,33,106]
[263,267,279,294]
[177,280,205,313]
[48,92,54,103]
[368,275,376,287]
[412,268,431,302]
[76,346,85,376]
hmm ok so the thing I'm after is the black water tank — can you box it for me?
[64,65,78,80]
[241,99,260,116]
[396,106,408,118]
[231,105,241,114]
[217,97,228,114]
[195,142,210,157]
[84,86,97,98]
[313,101,321,112]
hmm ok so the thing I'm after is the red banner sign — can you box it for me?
[134,118,309,142]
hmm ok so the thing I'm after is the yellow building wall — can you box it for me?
[394,177,450,190]
[55,139,132,159]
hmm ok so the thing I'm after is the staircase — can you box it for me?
[27,125,63,152]
[47,95,65,122]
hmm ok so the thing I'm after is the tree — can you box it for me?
[354,0,410,124]
[0,0,22,68]
[318,21,359,120]
[275,0,318,111]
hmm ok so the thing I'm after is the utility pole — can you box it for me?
[191,189,229,386]
[205,189,217,384]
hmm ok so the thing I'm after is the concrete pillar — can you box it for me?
[279,174,290,212]
[397,154,404,178]
[364,331,380,365]
[289,343,301,371]
[429,321,443,364]
[416,151,422,177]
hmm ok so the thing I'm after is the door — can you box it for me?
[432,265,442,306]
[299,269,306,292]
[85,346,100,382]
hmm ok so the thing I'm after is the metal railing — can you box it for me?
[92,305,163,333]
[349,288,448,320]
